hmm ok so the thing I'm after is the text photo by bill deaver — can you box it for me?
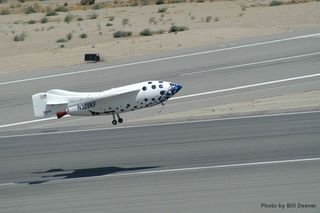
[261,202,317,209]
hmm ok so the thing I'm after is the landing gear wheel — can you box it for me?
[116,113,123,124]
[112,120,117,125]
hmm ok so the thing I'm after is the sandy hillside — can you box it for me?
[0,0,319,73]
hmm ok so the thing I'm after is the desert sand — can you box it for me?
[0,0,319,73]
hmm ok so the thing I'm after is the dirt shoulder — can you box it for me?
[0,1,319,73]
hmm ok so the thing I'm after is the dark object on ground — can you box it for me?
[84,53,100,63]
[80,0,95,5]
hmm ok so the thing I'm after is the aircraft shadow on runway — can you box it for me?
[23,166,160,185]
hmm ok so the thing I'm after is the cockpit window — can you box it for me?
[152,85,156,89]
[170,83,175,86]
[142,86,147,91]
[159,80,163,83]
[148,81,152,84]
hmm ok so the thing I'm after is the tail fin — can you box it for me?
[32,93,68,118]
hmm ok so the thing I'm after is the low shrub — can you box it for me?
[40,16,48,23]
[66,33,72,40]
[64,13,73,23]
[88,12,98,19]
[46,9,57,16]
[141,0,149,5]
[0,8,10,15]
[168,25,188,33]
[55,5,68,12]
[47,26,54,31]
[140,28,153,36]
[56,38,68,43]
[24,5,36,14]
[28,20,36,24]
[108,16,114,21]
[158,7,167,13]
[205,16,212,22]
[79,33,87,38]
[92,3,102,10]
[270,0,283,6]
[80,0,95,5]
[13,32,26,42]
[106,22,113,26]
[155,0,165,4]
[122,18,129,26]
[113,30,132,38]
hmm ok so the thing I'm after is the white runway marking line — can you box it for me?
[1,110,320,139]
[0,117,56,129]
[181,51,320,76]
[1,157,319,187]
[105,157,320,178]
[0,33,320,86]
[172,72,320,100]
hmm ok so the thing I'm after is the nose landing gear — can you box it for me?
[112,113,123,125]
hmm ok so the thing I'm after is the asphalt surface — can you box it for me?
[1,112,320,212]
[0,29,320,212]
[1,29,320,132]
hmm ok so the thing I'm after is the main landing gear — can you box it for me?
[112,113,123,125]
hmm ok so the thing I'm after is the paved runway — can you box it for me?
[1,30,320,132]
[1,112,320,212]
[1,30,320,212]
